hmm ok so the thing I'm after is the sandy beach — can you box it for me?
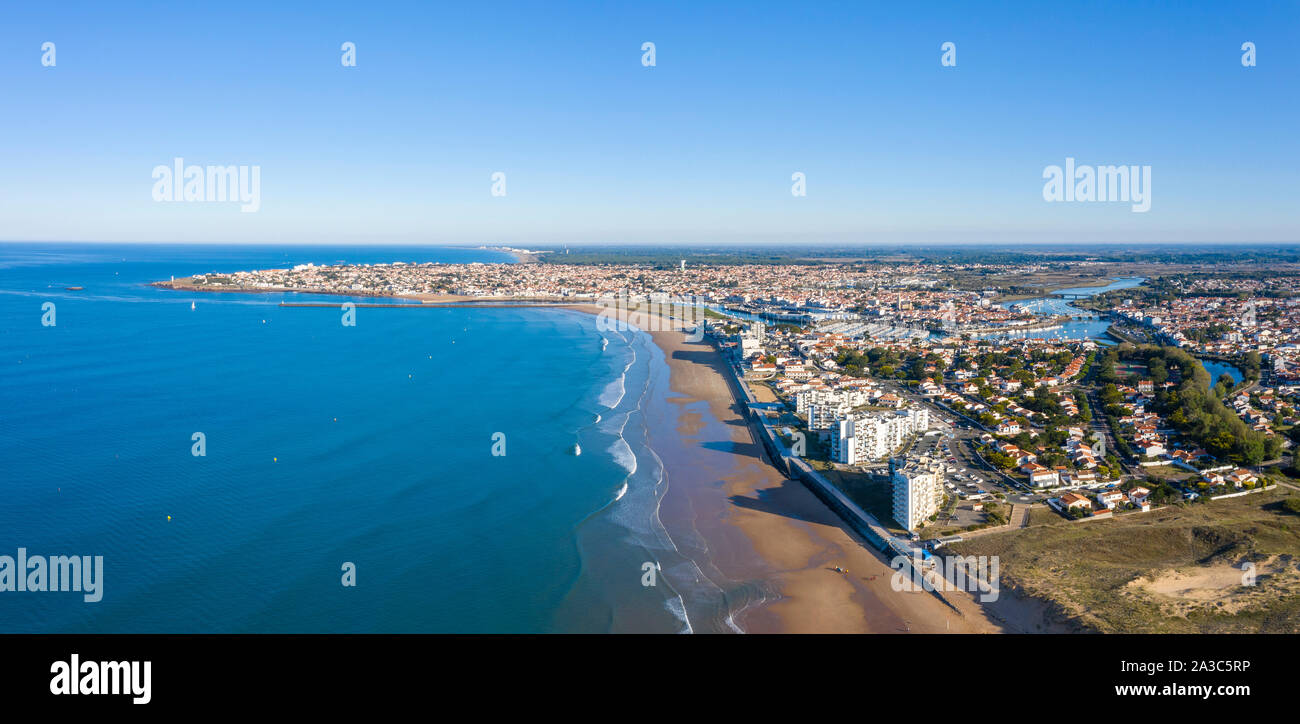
[649,327,1005,633]
[561,303,1006,633]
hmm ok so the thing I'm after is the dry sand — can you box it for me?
[1126,555,1300,617]
[640,321,1004,633]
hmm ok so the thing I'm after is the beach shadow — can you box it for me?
[728,479,835,525]
[701,439,767,459]
[665,348,769,422]
[730,481,912,576]
[670,349,722,367]
[717,413,753,434]
[701,440,735,453]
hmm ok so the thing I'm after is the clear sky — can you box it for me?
[0,1,1296,245]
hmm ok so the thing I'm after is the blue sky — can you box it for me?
[0,0,1296,245]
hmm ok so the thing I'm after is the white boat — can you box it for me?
[572,443,582,456]
[190,301,195,310]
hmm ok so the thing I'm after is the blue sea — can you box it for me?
[0,243,691,632]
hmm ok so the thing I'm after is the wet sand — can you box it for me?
[558,303,1004,632]
[645,326,1004,633]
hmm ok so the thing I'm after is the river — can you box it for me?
[982,277,1147,343]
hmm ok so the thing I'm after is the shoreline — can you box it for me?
[646,326,1006,633]
[155,284,1025,633]
[557,303,1008,633]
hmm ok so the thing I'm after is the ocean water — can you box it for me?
[0,243,684,632]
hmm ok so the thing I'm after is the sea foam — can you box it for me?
[607,436,637,476]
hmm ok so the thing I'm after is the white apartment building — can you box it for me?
[830,407,930,464]
[808,402,852,431]
[892,458,945,532]
[796,388,871,427]
[795,388,869,414]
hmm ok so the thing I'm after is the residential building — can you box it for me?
[891,457,945,532]
[830,407,931,464]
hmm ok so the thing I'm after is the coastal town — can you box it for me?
[157,251,1300,632]
[9,1,1300,700]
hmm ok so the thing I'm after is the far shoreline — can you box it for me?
[155,282,1038,633]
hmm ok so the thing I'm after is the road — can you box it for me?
[1078,356,1141,477]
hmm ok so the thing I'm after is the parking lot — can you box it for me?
[911,404,1053,507]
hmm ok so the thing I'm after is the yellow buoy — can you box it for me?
[167,515,171,521]
[273,457,277,462]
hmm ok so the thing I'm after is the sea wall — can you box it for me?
[713,339,890,550]
[715,348,790,477]
[712,336,965,612]
[788,457,891,552]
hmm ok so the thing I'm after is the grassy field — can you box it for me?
[1026,506,1070,527]
[820,469,903,533]
[947,269,1117,296]
[950,488,1300,632]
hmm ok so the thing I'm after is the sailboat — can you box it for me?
[190,301,196,311]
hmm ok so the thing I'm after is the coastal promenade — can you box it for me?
[643,326,1002,633]
[712,339,988,618]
